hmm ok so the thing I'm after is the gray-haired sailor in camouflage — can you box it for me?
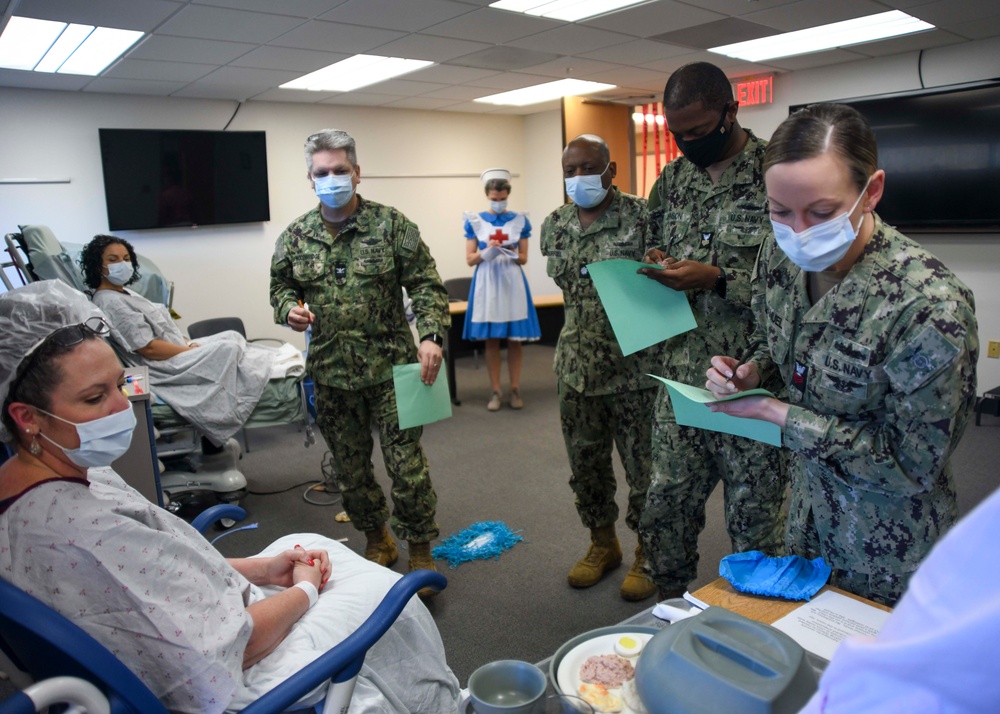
[706,103,978,606]
[638,62,788,601]
[270,129,450,598]
[540,134,661,602]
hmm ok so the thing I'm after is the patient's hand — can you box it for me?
[255,548,330,590]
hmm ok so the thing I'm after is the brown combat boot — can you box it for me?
[567,525,623,588]
[364,524,398,568]
[620,543,656,601]
[407,541,440,599]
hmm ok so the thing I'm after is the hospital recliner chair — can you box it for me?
[0,504,448,714]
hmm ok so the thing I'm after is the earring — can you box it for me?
[26,430,41,456]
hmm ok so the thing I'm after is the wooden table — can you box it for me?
[690,577,892,625]
[445,293,564,405]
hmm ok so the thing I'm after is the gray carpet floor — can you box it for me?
[208,345,1000,686]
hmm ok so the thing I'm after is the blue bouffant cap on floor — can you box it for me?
[432,521,523,569]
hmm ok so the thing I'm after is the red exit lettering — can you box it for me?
[734,75,774,106]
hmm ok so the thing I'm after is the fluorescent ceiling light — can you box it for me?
[0,16,142,75]
[281,55,434,92]
[490,0,651,22]
[474,78,616,106]
[709,10,934,62]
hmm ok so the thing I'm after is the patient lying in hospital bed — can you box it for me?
[81,235,299,447]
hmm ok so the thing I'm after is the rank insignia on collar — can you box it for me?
[579,265,590,279]
[702,232,713,244]
[334,262,347,285]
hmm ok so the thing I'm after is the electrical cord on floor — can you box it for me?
[303,450,342,506]
[247,480,322,495]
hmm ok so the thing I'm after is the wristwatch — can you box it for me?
[713,268,728,298]
[420,333,443,346]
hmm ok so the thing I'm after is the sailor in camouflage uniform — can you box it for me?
[540,134,660,601]
[270,129,450,598]
[638,63,787,600]
[706,104,978,605]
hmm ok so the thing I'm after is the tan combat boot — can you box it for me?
[567,525,623,588]
[620,542,657,601]
[407,541,440,599]
[364,524,398,568]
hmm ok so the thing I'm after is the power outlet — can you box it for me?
[989,341,1000,359]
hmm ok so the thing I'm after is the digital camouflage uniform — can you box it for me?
[751,215,978,605]
[270,196,450,543]
[540,187,660,533]
[640,131,788,592]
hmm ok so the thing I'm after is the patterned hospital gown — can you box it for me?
[0,468,461,713]
[92,288,274,445]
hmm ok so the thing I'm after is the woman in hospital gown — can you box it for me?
[0,280,461,714]
[81,235,274,446]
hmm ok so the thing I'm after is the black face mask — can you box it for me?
[674,105,730,169]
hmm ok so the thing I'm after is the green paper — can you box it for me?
[647,374,783,447]
[393,363,453,430]
[586,259,697,356]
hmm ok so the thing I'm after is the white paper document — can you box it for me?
[771,590,892,661]
[479,245,517,262]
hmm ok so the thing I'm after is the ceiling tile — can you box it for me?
[464,71,560,90]
[506,24,633,55]
[514,56,624,79]
[580,0,726,37]
[229,46,349,72]
[318,92,402,105]
[586,65,668,88]
[384,95,464,110]
[404,64,500,83]
[126,35,257,64]
[158,5,304,43]
[848,28,966,56]
[418,83,496,100]
[248,87,339,102]
[432,100,504,113]
[319,0,475,32]
[15,0,182,31]
[944,13,1000,40]
[103,58,216,82]
[353,78,450,96]
[83,77,188,96]
[580,38,695,65]
[761,48,869,71]
[677,0,804,16]
[449,46,563,71]
[908,0,1000,29]
[178,66,301,100]
[421,7,561,43]
[369,33,492,62]
[744,0,888,32]
[193,0,349,17]
[0,68,92,91]
[650,17,779,49]
[268,19,406,53]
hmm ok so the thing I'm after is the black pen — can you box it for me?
[729,340,760,385]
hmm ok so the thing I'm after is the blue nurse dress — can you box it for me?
[462,210,541,341]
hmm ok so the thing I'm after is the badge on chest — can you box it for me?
[335,262,347,285]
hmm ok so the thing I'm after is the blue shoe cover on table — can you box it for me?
[720,550,832,601]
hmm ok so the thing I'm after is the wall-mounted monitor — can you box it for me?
[98,128,270,231]
[793,82,1000,232]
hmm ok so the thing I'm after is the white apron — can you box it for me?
[465,212,529,324]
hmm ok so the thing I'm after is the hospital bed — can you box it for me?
[0,505,448,714]
[5,225,316,513]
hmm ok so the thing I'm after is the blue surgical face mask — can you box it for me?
[314,171,356,209]
[490,200,508,214]
[105,261,134,286]
[771,176,872,272]
[37,406,136,468]
[564,163,610,209]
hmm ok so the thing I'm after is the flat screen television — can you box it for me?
[98,128,270,231]
[792,82,1000,232]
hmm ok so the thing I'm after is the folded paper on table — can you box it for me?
[393,363,453,430]
[647,374,783,447]
[587,259,697,356]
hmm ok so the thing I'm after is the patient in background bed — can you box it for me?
[0,281,461,714]
[80,235,275,447]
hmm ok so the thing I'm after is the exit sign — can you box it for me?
[734,75,774,106]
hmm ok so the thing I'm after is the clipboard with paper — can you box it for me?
[586,259,697,356]
[647,374,783,447]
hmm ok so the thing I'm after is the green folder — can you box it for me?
[587,259,697,356]
[393,363,453,430]
[647,374,783,447]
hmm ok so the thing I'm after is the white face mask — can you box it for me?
[564,163,610,209]
[105,261,134,286]
[38,406,136,468]
[314,171,356,209]
[489,200,508,214]
[771,176,872,272]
